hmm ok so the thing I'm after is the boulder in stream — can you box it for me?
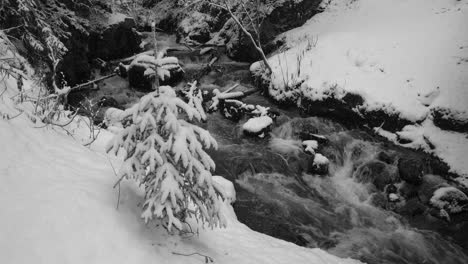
[242,116,273,137]
[430,186,468,214]
[89,16,142,60]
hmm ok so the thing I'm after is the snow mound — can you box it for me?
[266,0,468,122]
[212,176,236,203]
[303,140,319,154]
[242,116,273,134]
[314,153,329,165]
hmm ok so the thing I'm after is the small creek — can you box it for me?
[70,33,468,264]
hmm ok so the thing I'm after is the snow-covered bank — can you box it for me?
[375,119,468,187]
[0,89,360,263]
[260,0,468,183]
[267,0,468,122]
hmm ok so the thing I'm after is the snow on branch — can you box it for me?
[107,85,225,231]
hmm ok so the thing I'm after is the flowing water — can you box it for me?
[208,112,468,264]
[76,35,468,264]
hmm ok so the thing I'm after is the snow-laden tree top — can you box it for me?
[107,85,226,231]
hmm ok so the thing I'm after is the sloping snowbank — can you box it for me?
[267,0,468,122]
[0,87,360,264]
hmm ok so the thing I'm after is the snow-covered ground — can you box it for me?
[263,0,468,184]
[0,76,360,263]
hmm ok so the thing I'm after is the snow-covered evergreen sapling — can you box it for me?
[107,85,227,231]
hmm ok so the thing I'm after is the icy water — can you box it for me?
[77,35,468,264]
[205,94,468,264]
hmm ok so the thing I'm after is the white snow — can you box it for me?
[107,12,130,25]
[266,0,468,122]
[313,153,330,165]
[212,176,237,203]
[388,193,399,202]
[242,116,273,134]
[0,75,360,264]
[303,140,319,154]
[398,120,468,181]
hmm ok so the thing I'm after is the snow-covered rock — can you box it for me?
[388,193,399,202]
[178,11,213,43]
[242,116,273,136]
[311,153,329,175]
[430,186,468,214]
[303,140,318,154]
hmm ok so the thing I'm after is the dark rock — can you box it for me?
[398,156,426,185]
[88,18,141,61]
[369,192,388,209]
[418,174,449,203]
[308,154,329,175]
[221,19,262,62]
[128,64,150,90]
[431,107,468,133]
[398,182,418,199]
[218,0,322,62]
[359,108,413,132]
[59,29,91,86]
[353,160,400,190]
[98,96,120,108]
[177,11,213,43]
[385,184,398,194]
[377,151,397,164]
[397,198,426,217]
[220,100,245,122]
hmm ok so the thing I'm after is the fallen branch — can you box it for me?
[70,73,117,92]
[224,83,239,94]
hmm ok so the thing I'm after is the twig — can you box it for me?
[107,156,121,210]
[223,83,239,94]
[6,111,23,120]
[172,251,214,263]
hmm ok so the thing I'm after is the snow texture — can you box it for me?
[303,140,319,154]
[107,85,222,231]
[313,153,330,166]
[267,0,468,122]
[242,116,273,134]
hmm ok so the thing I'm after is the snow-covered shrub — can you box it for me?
[127,52,183,90]
[107,85,226,231]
